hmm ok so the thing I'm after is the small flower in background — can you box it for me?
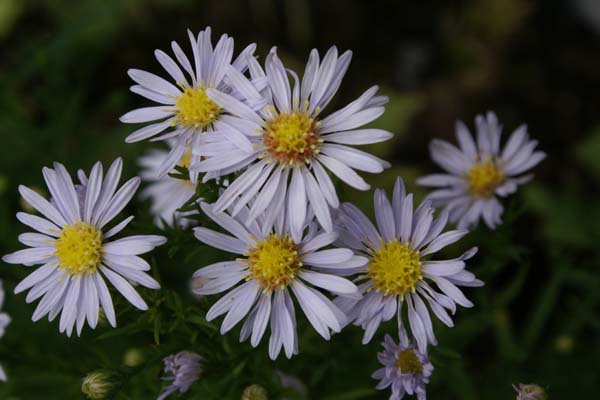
[138,143,198,228]
[334,177,482,350]
[241,384,269,400]
[192,202,363,359]
[120,27,258,180]
[0,281,11,382]
[158,351,203,400]
[81,370,119,399]
[2,158,166,336]
[193,46,392,240]
[513,383,547,400]
[372,331,433,400]
[418,111,545,229]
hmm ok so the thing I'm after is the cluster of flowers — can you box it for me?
[1,27,545,399]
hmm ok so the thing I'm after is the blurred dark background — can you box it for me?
[1,0,600,398]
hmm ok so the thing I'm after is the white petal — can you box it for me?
[193,227,247,254]
[93,273,116,327]
[100,266,148,310]
[299,270,357,294]
[18,185,66,227]
[120,106,174,123]
[374,189,395,241]
[97,177,140,228]
[317,154,369,191]
[322,129,392,145]
[127,68,180,96]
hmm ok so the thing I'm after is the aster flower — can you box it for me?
[119,27,258,179]
[138,143,197,228]
[0,281,11,382]
[417,112,546,229]
[334,177,482,351]
[2,158,166,336]
[158,351,203,400]
[192,202,363,359]
[192,46,393,240]
[372,331,433,400]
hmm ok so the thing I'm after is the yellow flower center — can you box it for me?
[367,240,422,298]
[263,111,321,166]
[247,234,302,291]
[175,86,221,128]
[395,348,423,374]
[466,160,504,198]
[54,223,103,275]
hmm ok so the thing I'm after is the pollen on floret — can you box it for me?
[395,348,423,374]
[466,159,504,198]
[54,222,103,275]
[246,234,302,291]
[262,111,320,166]
[367,240,422,298]
[175,86,221,128]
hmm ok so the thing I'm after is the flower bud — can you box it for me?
[242,384,269,400]
[81,370,119,399]
[513,383,547,400]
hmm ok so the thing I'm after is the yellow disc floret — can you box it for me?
[395,348,423,374]
[247,234,302,291]
[367,240,422,298]
[263,111,320,166]
[175,86,221,128]
[55,223,103,275]
[466,159,504,198]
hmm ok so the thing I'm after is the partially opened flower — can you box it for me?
[192,202,363,359]
[120,27,257,179]
[192,46,392,240]
[334,177,482,351]
[2,158,166,336]
[417,111,546,229]
[0,281,11,382]
[372,331,433,400]
[138,143,197,228]
[158,351,204,400]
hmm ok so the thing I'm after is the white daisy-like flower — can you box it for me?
[2,158,166,336]
[192,46,393,240]
[192,202,364,359]
[158,351,204,400]
[372,331,433,400]
[0,281,11,382]
[119,27,258,180]
[334,177,482,351]
[138,143,197,228]
[417,111,546,230]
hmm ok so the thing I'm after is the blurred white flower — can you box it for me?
[0,281,11,382]
[418,111,545,229]
[138,143,197,228]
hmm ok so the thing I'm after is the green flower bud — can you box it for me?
[242,384,269,400]
[81,370,119,399]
